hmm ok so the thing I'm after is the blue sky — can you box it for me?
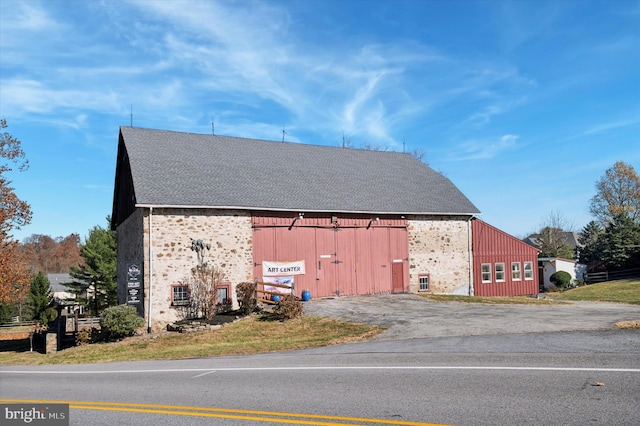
[1,0,639,242]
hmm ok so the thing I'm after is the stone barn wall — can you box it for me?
[408,216,473,295]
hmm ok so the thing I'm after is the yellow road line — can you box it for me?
[0,399,448,426]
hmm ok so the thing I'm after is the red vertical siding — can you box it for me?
[472,219,539,296]
[337,227,357,295]
[389,228,410,292]
[252,212,408,298]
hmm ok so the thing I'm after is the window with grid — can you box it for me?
[216,282,231,304]
[419,274,429,291]
[481,264,492,283]
[171,284,189,306]
[217,287,228,304]
[524,262,534,280]
[511,262,521,281]
[495,263,505,282]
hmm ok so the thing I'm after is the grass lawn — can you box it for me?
[551,279,640,305]
[0,315,383,366]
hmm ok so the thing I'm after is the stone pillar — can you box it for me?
[46,333,57,354]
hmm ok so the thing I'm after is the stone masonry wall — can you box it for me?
[408,216,473,295]
[143,208,253,331]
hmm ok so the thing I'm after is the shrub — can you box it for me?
[75,327,102,345]
[273,294,304,320]
[236,282,256,315]
[573,278,586,287]
[100,305,144,340]
[190,264,225,320]
[550,271,572,289]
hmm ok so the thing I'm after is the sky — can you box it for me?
[1,0,639,242]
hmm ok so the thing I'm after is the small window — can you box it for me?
[217,287,228,304]
[524,262,534,280]
[419,274,429,291]
[511,262,521,281]
[481,264,492,283]
[495,263,505,282]
[217,282,231,304]
[171,284,190,306]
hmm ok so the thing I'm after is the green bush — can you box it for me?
[273,294,304,320]
[550,271,572,289]
[100,305,144,340]
[236,282,256,315]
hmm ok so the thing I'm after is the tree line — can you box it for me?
[0,119,116,323]
[532,161,640,273]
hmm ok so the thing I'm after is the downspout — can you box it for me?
[468,217,474,296]
[147,207,153,333]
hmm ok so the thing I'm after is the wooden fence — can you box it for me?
[255,281,294,304]
[584,268,640,283]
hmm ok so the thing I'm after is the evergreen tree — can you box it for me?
[28,271,53,324]
[578,221,604,270]
[599,214,640,271]
[69,218,117,315]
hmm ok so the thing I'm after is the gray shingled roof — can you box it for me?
[118,126,480,215]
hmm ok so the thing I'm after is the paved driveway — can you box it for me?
[303,293,640,340]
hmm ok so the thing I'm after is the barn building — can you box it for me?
[471,219,540,296]
[111,127,534,331]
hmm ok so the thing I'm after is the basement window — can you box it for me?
[524,262,534,280]
[171,284,190,306]
[495,263,505,282]
[217,282,231,304]
[419,274,430,291]
[481,264,492,283]
[511,262,521,281]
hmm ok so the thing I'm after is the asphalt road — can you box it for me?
[2,295,639,425]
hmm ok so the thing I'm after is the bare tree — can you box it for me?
[188,238,225,320]
[534,211,576,259]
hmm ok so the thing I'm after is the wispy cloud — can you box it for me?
[583,116,640,136]
[452,134,520,161]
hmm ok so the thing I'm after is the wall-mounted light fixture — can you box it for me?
[367,217,380,229]
[289,212,304,230]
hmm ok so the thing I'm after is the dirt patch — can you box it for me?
[0,331,31,341]
[614,319,640,329]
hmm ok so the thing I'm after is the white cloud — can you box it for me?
[454,134,520,161]
[583,117,640,136]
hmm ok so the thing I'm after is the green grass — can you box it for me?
[551,279,640,304]
[0,315,383,365]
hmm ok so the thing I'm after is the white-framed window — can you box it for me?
[511,262,521,281]
[481,264,492,283]
[524,262,534,280]
[171,284,190,306]
[419,274,430,291]
[495,263,505,282]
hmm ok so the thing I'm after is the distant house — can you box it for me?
[524,231,583,255]
[47,274,76,303]
[471,219,539,296]
[538,258,586,291]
